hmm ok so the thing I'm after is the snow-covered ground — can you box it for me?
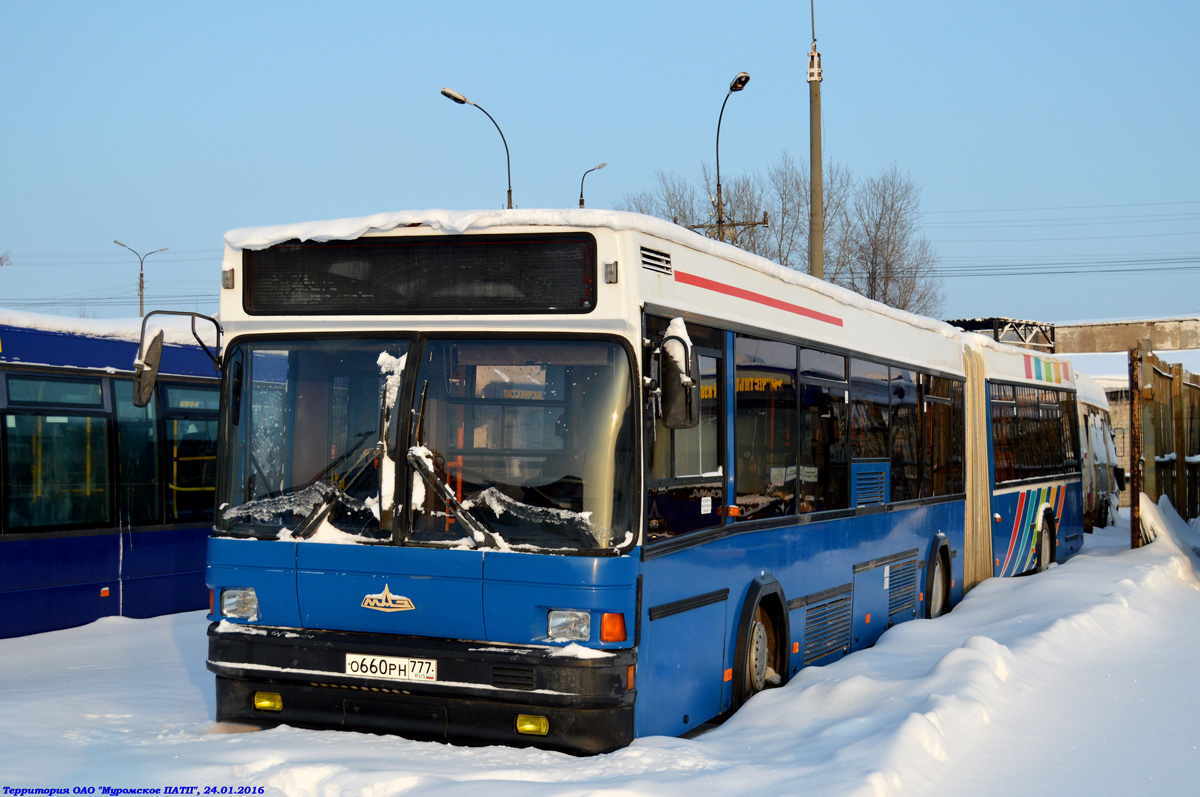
[3,501,1199,796]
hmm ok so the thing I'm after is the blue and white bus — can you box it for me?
[176,210,1081,753]
[0,311,220,638]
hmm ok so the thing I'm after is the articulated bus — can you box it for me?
[1075,371,1122,529]
[179,209,1082,753]
[0,311,219,638]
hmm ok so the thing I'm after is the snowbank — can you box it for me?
[3,511,1200,794]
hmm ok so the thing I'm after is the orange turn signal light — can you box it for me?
[600,612,627,643]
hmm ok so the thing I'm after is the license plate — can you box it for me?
[345,653,437,682]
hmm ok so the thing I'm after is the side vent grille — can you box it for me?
[854,470,887,506]
[887,558,918,618]
[803,593,852,665]
[492,665,536,690]
[640,246,673,274]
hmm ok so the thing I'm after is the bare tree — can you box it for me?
[0,251,10,270]
[843,165,943,316]
[616,155,944,315]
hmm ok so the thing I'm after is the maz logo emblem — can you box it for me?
[360,584,415,613]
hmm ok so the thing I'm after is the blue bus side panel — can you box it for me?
[0,527,208,637]
[991,480,1082,577]
[635,600,728,738]
[122,526,209,578]
[636,500,965,738]
[0,323,214,378]
[123,571,207,618]
[851,562,890,649]
[0,580,119,637]
[121,526,209,617]
[207,536,301,628]
[482,552,638,647]
[0,533,118,590]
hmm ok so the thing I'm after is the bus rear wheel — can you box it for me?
[927,551,949,619]
[1037,511,1057,573]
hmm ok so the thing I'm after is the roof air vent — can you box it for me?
[640,246,672,275]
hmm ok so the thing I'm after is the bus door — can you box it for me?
[638,319,730,737]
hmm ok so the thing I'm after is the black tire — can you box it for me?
[926,549,950,619]
[1037,510,1057,573]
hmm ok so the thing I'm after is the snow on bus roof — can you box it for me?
[224,208,971,345]
[0,307,217,347]
[1074,371,1111,410]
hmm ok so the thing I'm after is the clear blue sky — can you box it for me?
[2,0,1197,323]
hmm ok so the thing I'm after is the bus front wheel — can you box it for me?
[745,609,770,694]
[733,579,789,709]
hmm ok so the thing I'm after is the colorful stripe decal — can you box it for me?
[1022,354,1070,385]
[673,270,843,327]
[999,485,1064,577]
[1000,490,1027,576]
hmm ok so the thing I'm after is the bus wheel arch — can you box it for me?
[926,538,952,619]
[732,576,789,708]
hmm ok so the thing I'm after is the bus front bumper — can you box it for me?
[207,622,636,755]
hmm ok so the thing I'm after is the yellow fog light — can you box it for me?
[515,714,549,736]
[254,691,283,712]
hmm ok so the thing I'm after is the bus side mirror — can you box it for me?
[133,328,164,408]
[660,334,700,429]
[1113,466,1126,492]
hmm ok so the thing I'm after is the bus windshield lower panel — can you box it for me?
[217,337,635,553]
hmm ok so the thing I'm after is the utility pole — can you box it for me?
[1128,346,1142,548]
[807,6,824,280]
[114,240,168,318]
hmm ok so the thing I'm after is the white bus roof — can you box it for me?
[222,208,1074,385]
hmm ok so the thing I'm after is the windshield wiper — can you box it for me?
[291,441,384,540]
[406,447,502,549]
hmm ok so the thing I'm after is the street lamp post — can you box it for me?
[579,163,606,208]
[715,71,750,241]
[113,240,168,317]
[440,87,513,209]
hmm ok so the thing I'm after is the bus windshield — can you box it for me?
[217,337,636,553]
[218,338,410,543]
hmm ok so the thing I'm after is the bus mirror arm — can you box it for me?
[132,311,223,408]
[659,335,700,430]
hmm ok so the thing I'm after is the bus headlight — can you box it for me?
[221,588,259,620]
[547,610,590,641]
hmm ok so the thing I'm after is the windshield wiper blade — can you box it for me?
[406,447,500,549]
[292,442,383,540]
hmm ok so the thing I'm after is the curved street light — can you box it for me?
[114,240,168,317]
[441,87,513,209]
[715,71,750,241]
[579,162,606,208]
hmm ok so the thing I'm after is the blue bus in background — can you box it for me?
[0,312,219,638]
[183,210,1081,754]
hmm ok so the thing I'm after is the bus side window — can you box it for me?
[645,317,725,539]
[114,379,161,525]
[3,375,111,531]
[798,347,849,514]
[734,336,797,520]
